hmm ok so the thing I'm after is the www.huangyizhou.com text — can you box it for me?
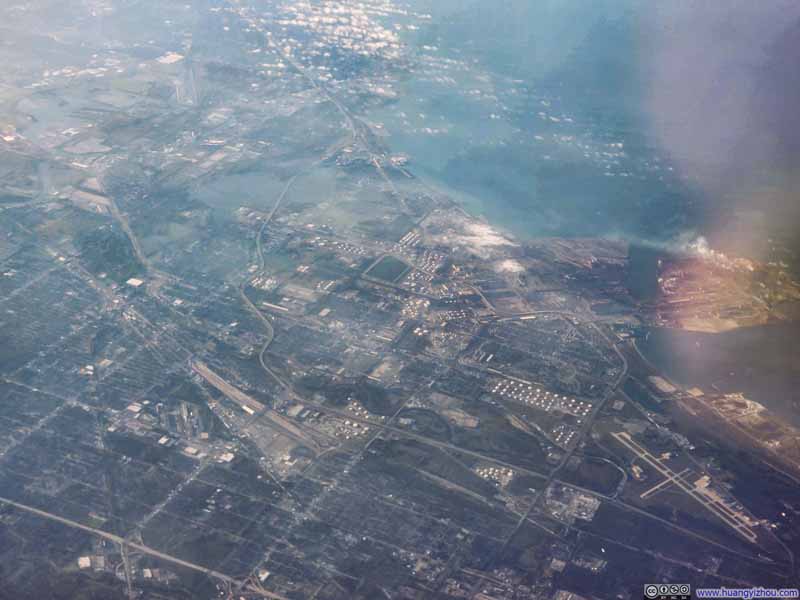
[695,588,800,599]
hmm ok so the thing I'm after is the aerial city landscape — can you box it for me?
[1,1,800,599]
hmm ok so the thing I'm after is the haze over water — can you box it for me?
[366,0,800,418]
[368,0,800,266]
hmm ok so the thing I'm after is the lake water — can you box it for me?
[367,0,800,426]
[367,0,707,243]
[638,324,800,428]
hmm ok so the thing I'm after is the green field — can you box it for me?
[364,255,410,283]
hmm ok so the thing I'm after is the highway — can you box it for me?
[256,175,297,272]
[105,190,176,290]
[238,172,302,395]
[0,495,288,600]
[465,310,629,590]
